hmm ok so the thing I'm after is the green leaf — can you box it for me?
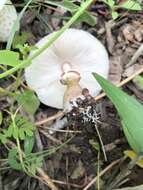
[108,0,115,8]
[102,0,109,6]
[0,50,21,67]
[10,114,35,140]
[24,136,35,155]
[0,133,7,144]
[111,11,119,19]
[75,11,97,26]
[89,139,100,152]
[133,75,143,91]
[12,32,32,49]
[48,0,77,11]
[45,0,96,26]
[26,156,43,175]
[93,73,143,154]
[8,148,22,170]
[16,90,40,115]
[119,0,142,10]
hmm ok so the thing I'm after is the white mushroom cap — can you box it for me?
[25,29,109,109]
[0,0,18,42]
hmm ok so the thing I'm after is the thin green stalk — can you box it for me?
[16,137,27,173]
[0,0,93,79]
[11,114,27,173]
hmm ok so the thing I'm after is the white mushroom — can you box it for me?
[25,28,109,111]
[0,0,18,42]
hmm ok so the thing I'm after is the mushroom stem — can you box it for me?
[60,70,82,112]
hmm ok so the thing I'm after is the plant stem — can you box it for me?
[16,137,27,173]
[0,0,94,79]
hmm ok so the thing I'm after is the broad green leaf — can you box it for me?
[119,0,142,10]
[24,136,35,155]
[16,90,40,115]
[0,50,21,67]
[93,73,143,154]
[111,11,119,19]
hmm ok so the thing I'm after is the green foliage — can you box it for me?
[133,75,143,91]
[0,114,35,144]
[102,0,142,20]
[89,139,100,152]
[0,0,94,79]
[44,0,96,26]
[93,73,143,154]
[10,114,35,140]
[8,148,22,170]
[118,0,142,10]
[8,146,43,175]
[25,156,43,175]
[0,50,21,67]
[0,0,95,177]
[12,32,33,49]
[16,90,40,115]
[16,44,37,59]
[24,136,35,155]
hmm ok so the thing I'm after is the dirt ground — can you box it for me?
[0,1,143,190]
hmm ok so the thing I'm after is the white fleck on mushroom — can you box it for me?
[0,0,18,42]
[25,29,109,111]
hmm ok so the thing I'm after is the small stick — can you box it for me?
[126,44,143,68]
[95,66,143,101]
[83,159,121,190]
[52,179,83,188]
[37,168,58,190]
[35,111,64,126]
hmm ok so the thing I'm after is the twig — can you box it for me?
[37,168,58,190]
[52,179,83,188]
[40,130,62,144]
[83,159,121,190]
[126,44,143,68]
[35,111,64,126]
[95,66,143,101]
